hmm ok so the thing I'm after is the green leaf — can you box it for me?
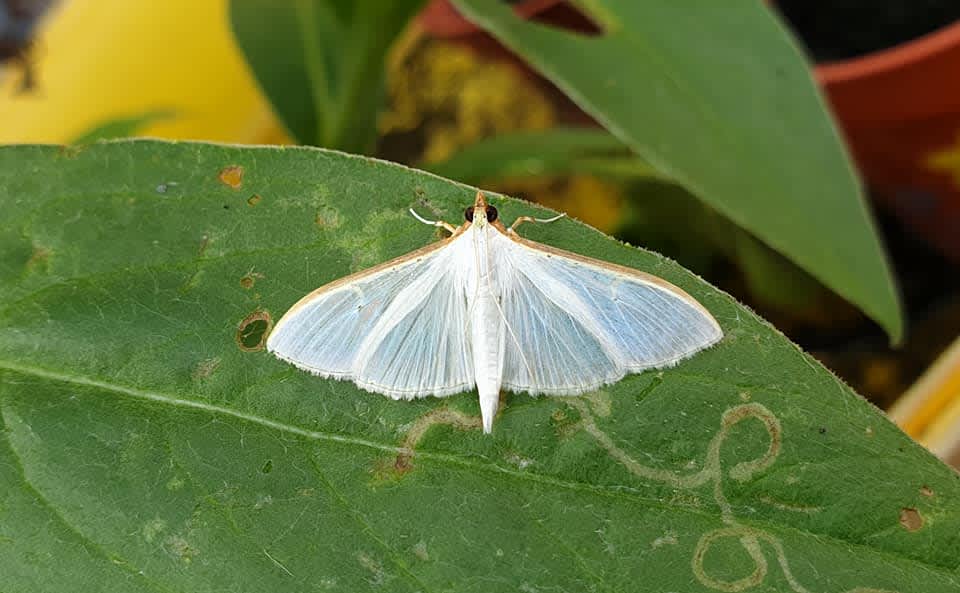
[424,127,662,183]
[452,0,903,343]
[228,0,425,151]
[733,229,826,313]
[1,140,957,593]
[70,110,176,145]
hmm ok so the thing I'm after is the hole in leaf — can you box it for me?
[237,310,272,351]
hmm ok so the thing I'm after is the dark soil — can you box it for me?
[803,209,960,410]
[775,0,960,61]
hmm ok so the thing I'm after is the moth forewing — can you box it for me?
[504,228,721,329]
[486,225,722,398]
[269,232,462,337]
[267,191,722,434]
[266,228,474,394]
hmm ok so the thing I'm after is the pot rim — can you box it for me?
[817,19,960,83]
[419,0,563,38]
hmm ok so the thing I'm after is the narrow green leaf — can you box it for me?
[1,141,956,593]
[70,110,175,145]
[424,127,663,182]
[452,0,903,342]
[228,0,426,151]
[733,229,826,312]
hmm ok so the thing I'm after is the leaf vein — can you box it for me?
[1,359,958,581]
[0,403,175,593]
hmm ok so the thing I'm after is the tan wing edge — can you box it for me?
[272,224,468,336]
[494,223,722,335]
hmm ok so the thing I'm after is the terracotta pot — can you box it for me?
[817,21,960,261]
[418,0,563,38]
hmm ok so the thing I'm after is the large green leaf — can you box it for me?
[70,110,176,145]
[1,141,957,593]
[228,0,425,151]
[424,127,661,182]
[452,0,903,342]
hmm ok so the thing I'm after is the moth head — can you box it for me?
[465,190,498,227]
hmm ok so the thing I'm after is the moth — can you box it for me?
[267,191,722,433]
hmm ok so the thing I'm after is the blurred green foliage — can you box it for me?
[452,0,901,342]
[229,0,426,151]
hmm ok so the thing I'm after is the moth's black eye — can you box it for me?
[486,205,498,223]
[464,207,474,222]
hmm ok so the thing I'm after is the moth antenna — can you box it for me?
[409,208,457,233]
[509,212,566,233]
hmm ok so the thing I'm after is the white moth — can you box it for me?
[267,191,722,433]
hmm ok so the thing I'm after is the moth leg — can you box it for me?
[508,212,566,233]
[409,208,457,234]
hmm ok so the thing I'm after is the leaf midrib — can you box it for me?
[1,358,957,581]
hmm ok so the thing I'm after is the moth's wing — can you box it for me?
[493,229,722,396]
[267,233,474,399]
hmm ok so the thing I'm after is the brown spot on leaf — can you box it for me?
[192,357,221,380]
[236,310,272,352]
[394,453,413,475]
[25,245,50,271]
[370,457,405,483]
[247,193,261,206]
[240,271,263,289]
[218,165,244,189]
[920,485,934,497]
[899,507,923,531]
